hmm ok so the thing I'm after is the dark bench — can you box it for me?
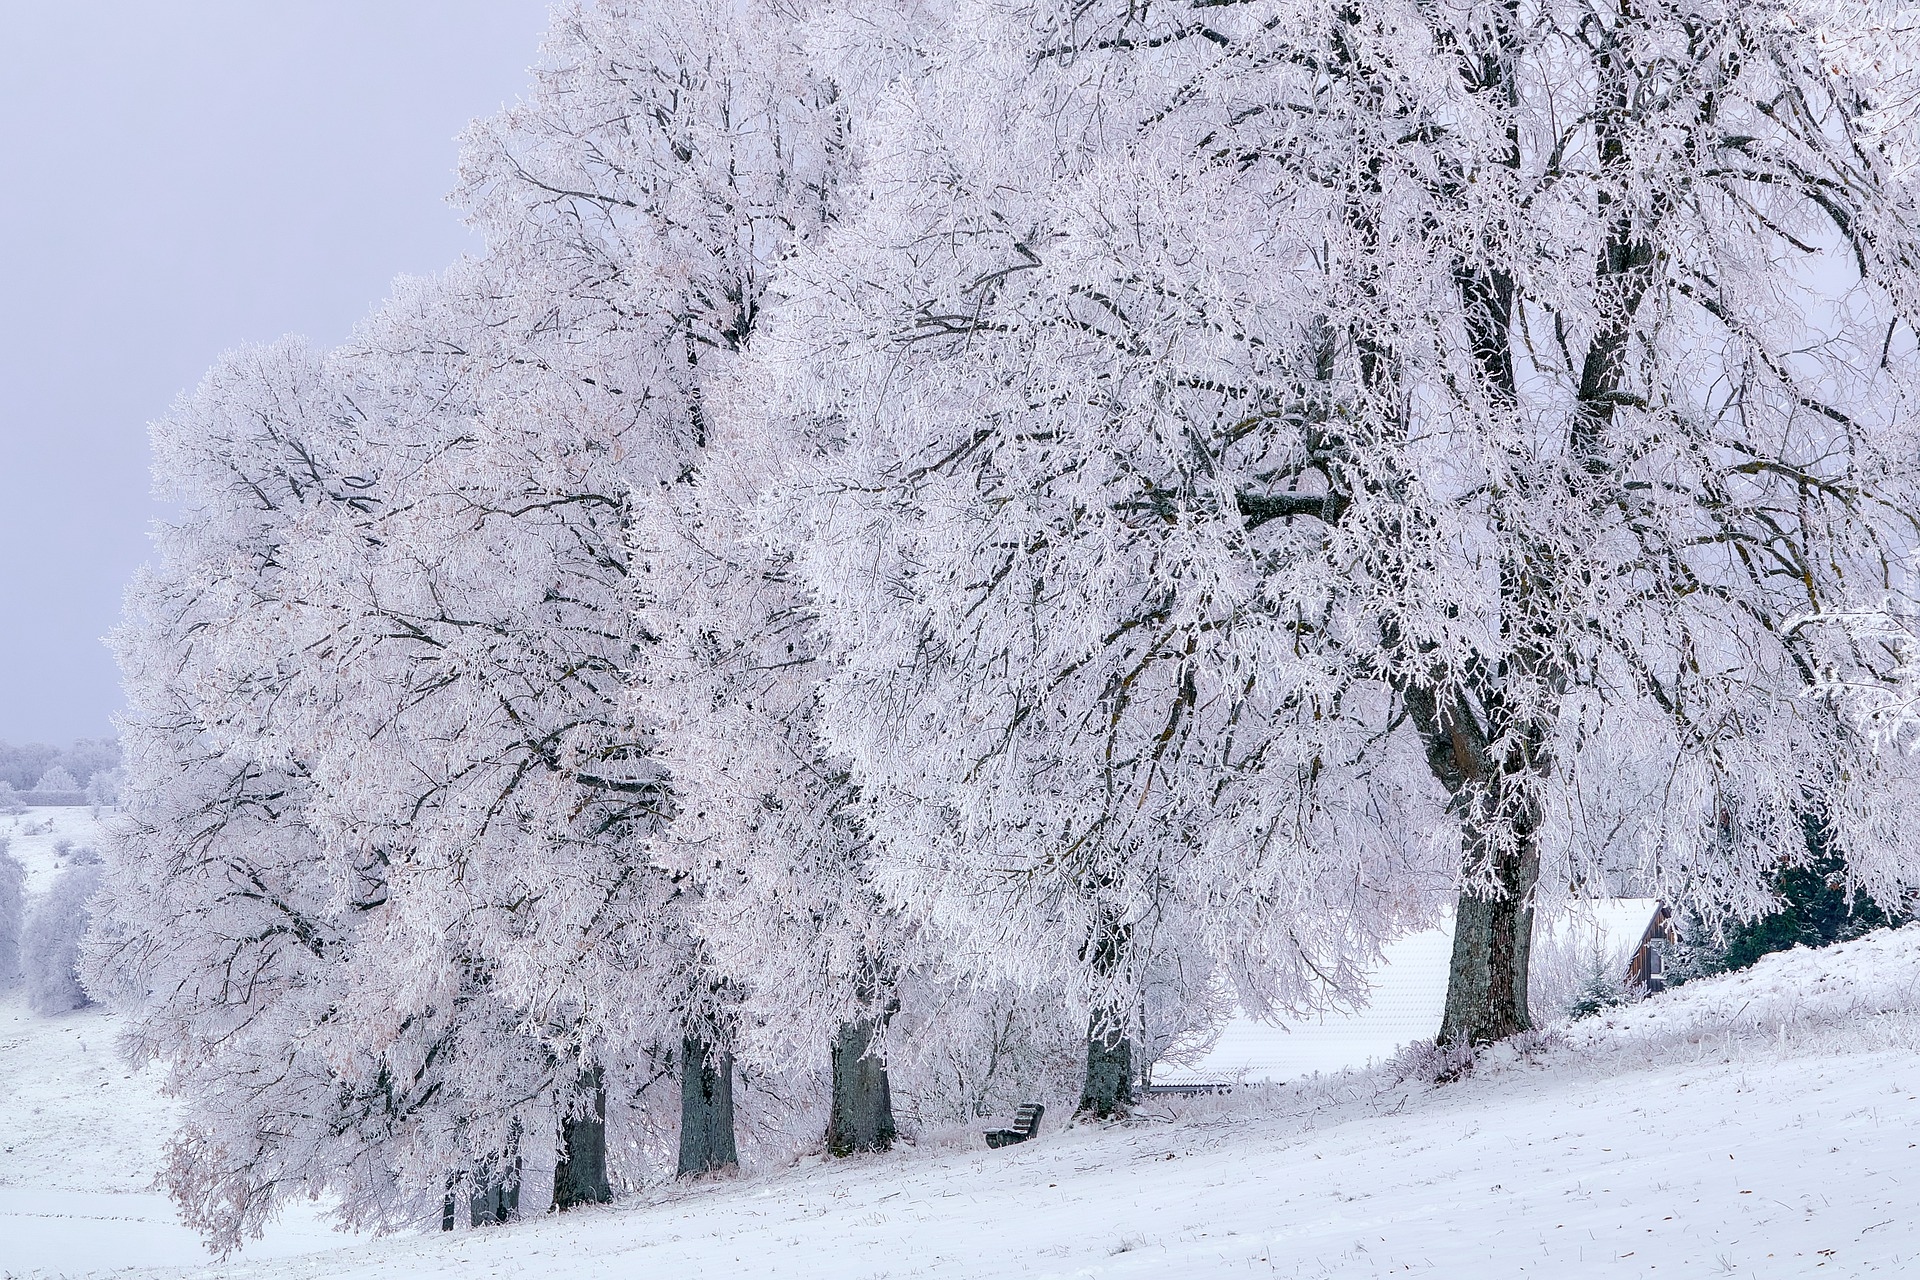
[985,1103,1044,1149]
[1139,1082,1234,1098]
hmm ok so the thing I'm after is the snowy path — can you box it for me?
[8,926,1920,1278]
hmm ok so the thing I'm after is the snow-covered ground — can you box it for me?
[3,806,113,897]
[0,989,350,1277]
[5,921,1915,1279]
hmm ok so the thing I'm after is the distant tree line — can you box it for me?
[0,738,120,793]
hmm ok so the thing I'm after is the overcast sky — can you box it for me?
[0,1,552,744]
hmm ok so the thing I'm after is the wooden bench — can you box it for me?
[985,1103,1044,1149]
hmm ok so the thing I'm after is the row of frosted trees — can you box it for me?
[88,0,1920,1249]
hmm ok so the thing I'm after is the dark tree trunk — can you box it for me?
[470,1160,520,1227]
[1076,1008,1134,1119]
[553,1066,612,1210]
[1438,829,1539,1046]
[1401,680,1545,1049]
[677,1035,739,1177]
[1410,0,1542,1053]
[447,1133,526,1229]
[1075,914,1135,1120]
[826,1016,895,1156]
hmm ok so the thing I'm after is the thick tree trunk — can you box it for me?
[1075,914,1135,1120]
[1076,1008,1134,1120]
[469,1160,520,1227]
[552,1066,612,1210]
[1401,679,1545,1049]
[677,1035,739,1176]
[1438,832,1540,1046]
[826,1016,895,1156]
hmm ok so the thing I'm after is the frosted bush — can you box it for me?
[24,864,101,1014]
[86,768,123,807]
[0,840,23,989]
[1386,1037,1478,1086]
[1531,924,1637,1023]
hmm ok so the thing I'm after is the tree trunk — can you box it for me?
[552,1066,612,1210]
[1076,1008,1134,1119]
[677,1035,739,1176]
[1075,914,1135,1120]
[1401,676,1545,1048]
[470,1159,520,1227]
[1438,830,1539,1046]
[826,1016,895,1156]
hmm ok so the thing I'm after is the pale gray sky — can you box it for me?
[0,1,552,743]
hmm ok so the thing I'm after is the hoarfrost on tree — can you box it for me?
[757,0,1920,1055]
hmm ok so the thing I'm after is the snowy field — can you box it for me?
[4,908,1918,1277]
[0,991,348,1276]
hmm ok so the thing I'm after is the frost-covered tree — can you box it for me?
[632,417,911,1156]
[0,840,23,989]
[56,738,121,789]
[96,1,908,1237]
[26,864,100,1014]
[33,765,79,794]
[89,339,570,1248]
[0,742,56,792]
[760,0,1920,1072]
[335,0,871,1176]
[85,768,123,808]
[754,0,1454,1112]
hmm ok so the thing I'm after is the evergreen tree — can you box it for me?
[1716,815,1904,973]
[1567,947,1628,1020]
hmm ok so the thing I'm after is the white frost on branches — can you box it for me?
[92,0,1920,1245]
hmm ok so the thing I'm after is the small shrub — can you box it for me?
[1387,1037,1476,1085]
[1567,949,1629,1020]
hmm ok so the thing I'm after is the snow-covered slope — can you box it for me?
[0,989,352,1277]
[4,806,111,897]
[1159,901,1665,1086]
[25,924,1904,1280]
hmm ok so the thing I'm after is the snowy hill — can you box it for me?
[2,924,1908,1280]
